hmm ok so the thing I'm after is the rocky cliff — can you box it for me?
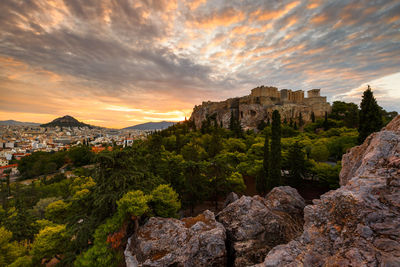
[257,115,400,266]
[124,210,226,266]
[189,87,331,130]
[217,187,305,266]
[125,187,305,267]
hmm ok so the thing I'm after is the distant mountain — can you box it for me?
[124,121,176,130]
[40,115,94,128]
[0,120,40,126]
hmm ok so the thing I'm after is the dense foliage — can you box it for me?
[18,145,94,180]
[0,87,396,266]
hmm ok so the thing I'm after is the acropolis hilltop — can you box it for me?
[190,86,331,130]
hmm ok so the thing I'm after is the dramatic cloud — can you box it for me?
[0,0,399,127]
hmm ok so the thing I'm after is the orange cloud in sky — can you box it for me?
[311,14,328,24]
[252,1,300,21]
[192,7,245,29]
[0,56,194,128]
[187,0,207,10]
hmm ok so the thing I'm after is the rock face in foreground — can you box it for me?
[217,187,305,266]
[258,115,400,266]
[124,210,226,267]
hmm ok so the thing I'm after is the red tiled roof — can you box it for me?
[0,164,18,169]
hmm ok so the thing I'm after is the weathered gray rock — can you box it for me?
[257,115,400,267]
[224,192,239,208]
[340,118,400,185]
[125,210,226,267]
[217,187,305,266]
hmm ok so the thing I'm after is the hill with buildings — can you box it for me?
[123,121,176,130]
[190,86,331,130]
[40,115,94,128]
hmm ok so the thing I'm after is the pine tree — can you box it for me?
[358,85,383,144]
[257,132,269,194]
[270,110,282,187]
[311,111,315,123]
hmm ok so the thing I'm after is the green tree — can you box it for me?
[4,169,11,197]
[311,161,341,189]
[0,227,28,266]
[149,184,181,218]
[287,141,306,187]
[68,145,93,166]
[270,110,282,187]
[32,197,60,219]
[208,128,223,157]
[323,111,329,131]
[182,161,208,215]
[257,120,267,131]
[298,112,304,127]
[330,101,359,128]
[358,86,383,143]
[229,110,242,137]
[76,191,149,267]
[116,190,149,220]
[311,111,315,123]
[310,144,330,162]
[257,132,269,194]
[227,172,246,193]
[31,224,69,264]
[45,199,70,223]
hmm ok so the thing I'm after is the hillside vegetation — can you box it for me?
[0,89,397,266]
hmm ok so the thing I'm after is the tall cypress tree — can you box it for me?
[257,132,269,194]
[270,110,282,187]
[358,86,383,144]
[323,111,329,131]
[229,109,242,137]
[311,111,315,123]
[287,141,306,187]
[229,110,235,131]
[298,112,304,127]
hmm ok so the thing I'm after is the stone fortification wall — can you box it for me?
[190,86,331,130]
[250,86,280,99]
[307,88,321,97]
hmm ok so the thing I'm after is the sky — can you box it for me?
[0,0,399,128]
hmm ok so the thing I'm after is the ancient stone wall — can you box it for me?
[190,86,331,130]
[307,88,321,98]
[250,86,280,99]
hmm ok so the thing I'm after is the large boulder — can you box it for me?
[216,186,305,266]
[125,210,226,267]
[257,115,400,266]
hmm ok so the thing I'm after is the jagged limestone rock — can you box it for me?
[216,187,305,266]
[224,192,239,208]
[125,210,226,267]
